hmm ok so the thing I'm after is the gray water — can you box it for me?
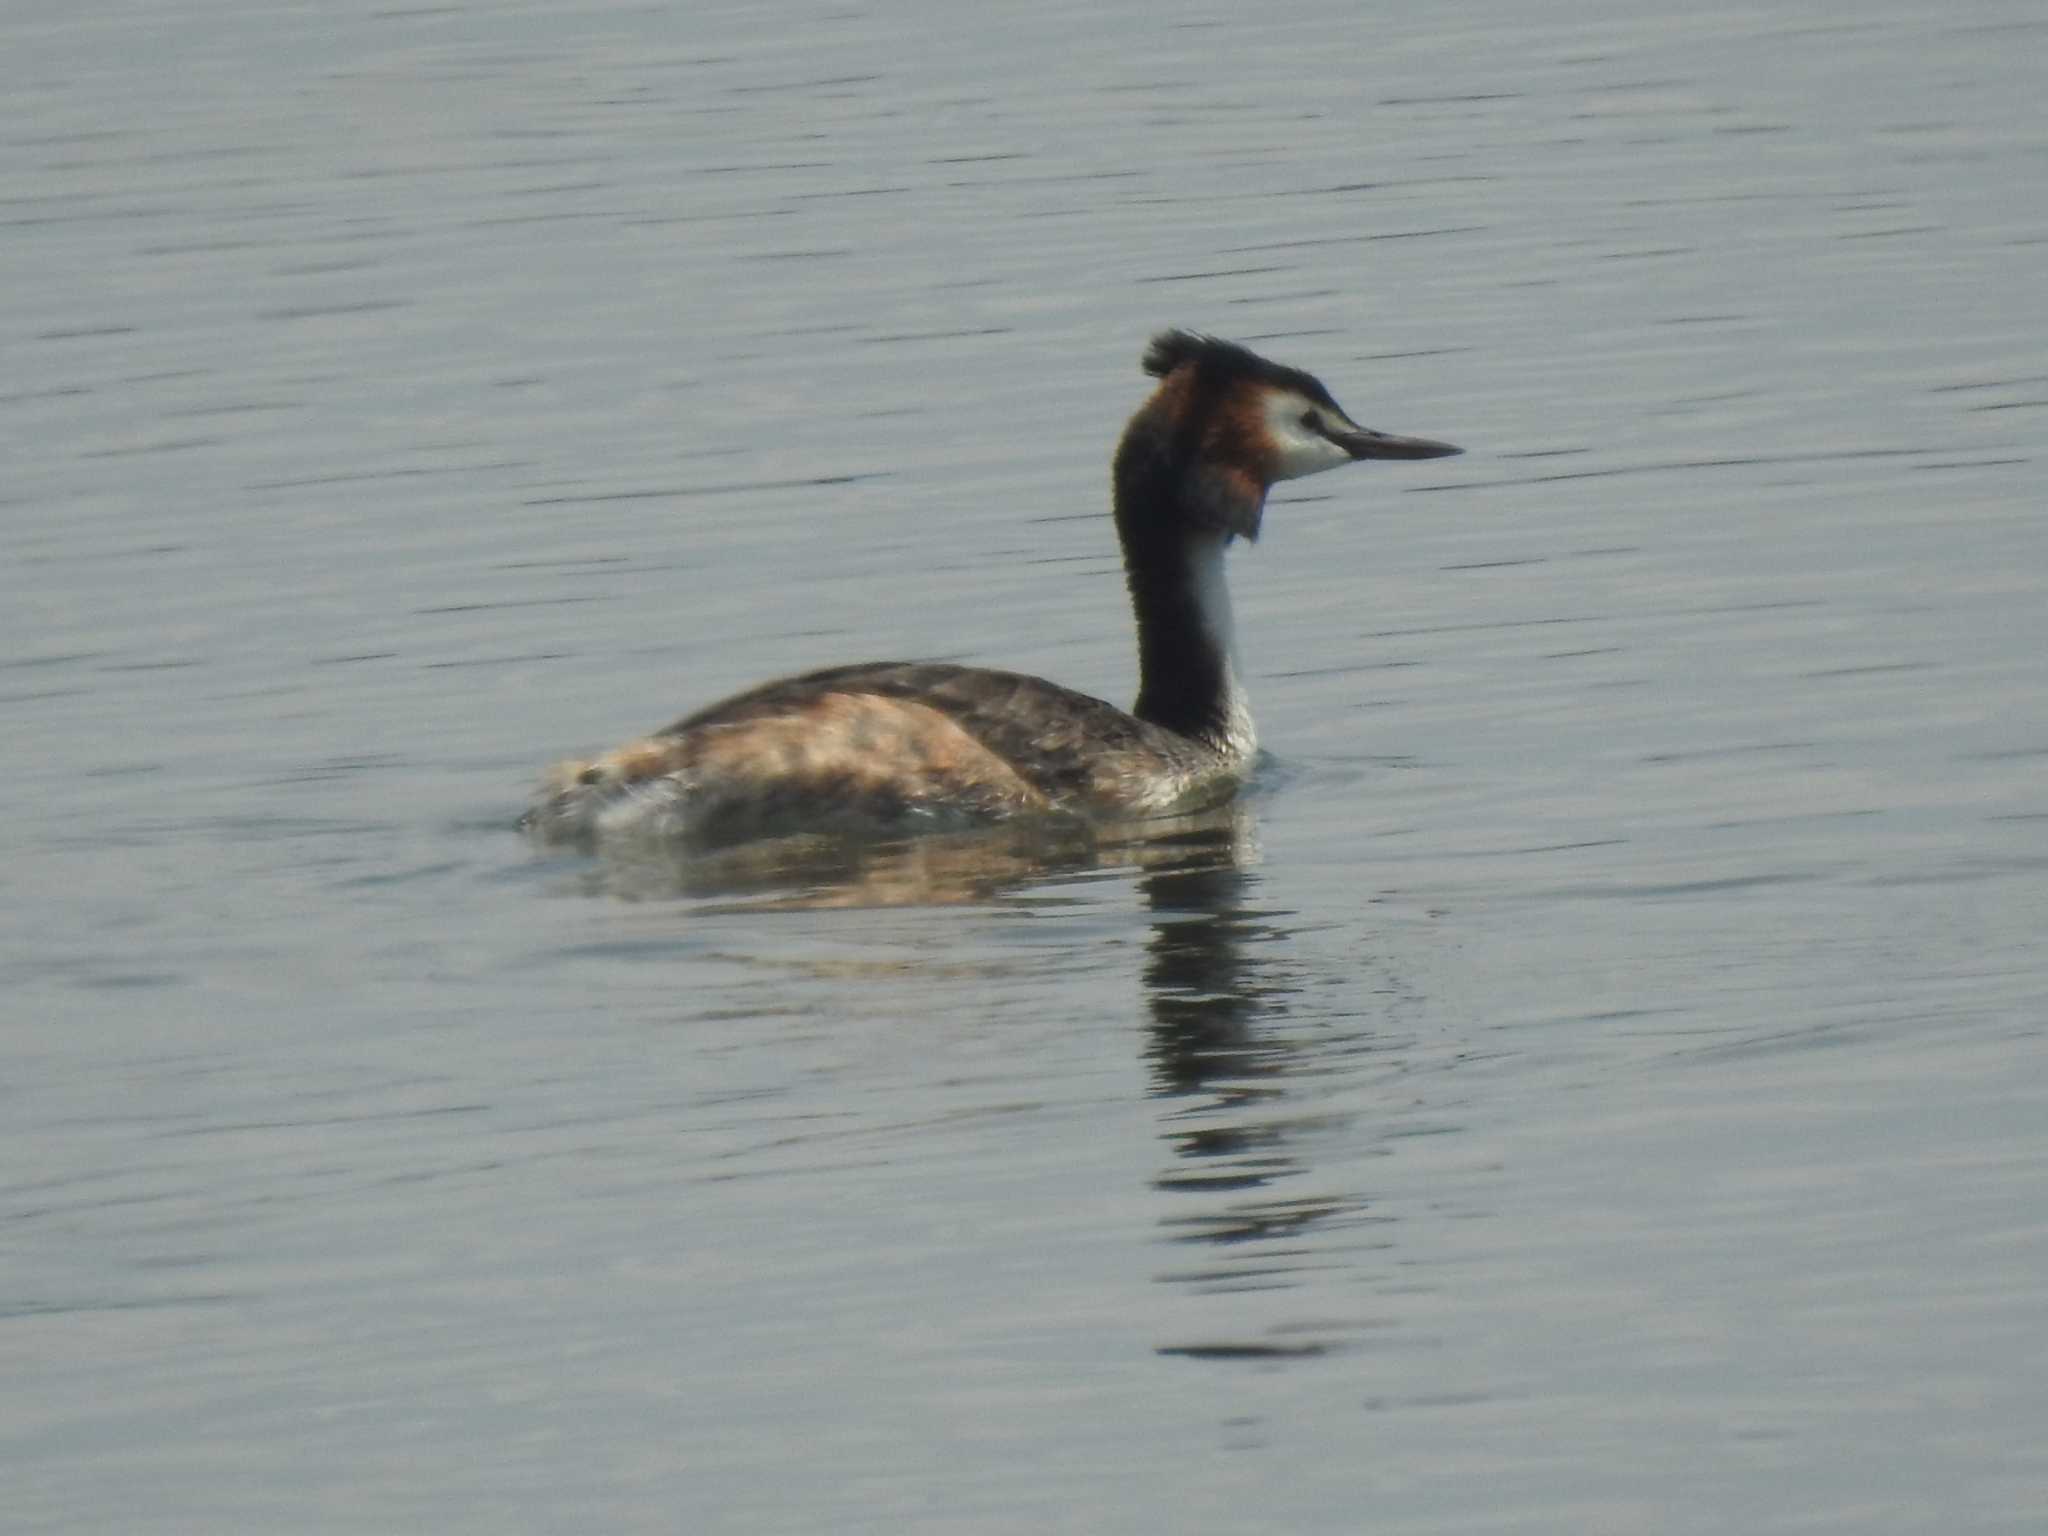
[5,2,2045,1531]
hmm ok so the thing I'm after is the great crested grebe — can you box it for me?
[526,331,1459,846]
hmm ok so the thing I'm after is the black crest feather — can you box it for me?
[1140,330,1340,410]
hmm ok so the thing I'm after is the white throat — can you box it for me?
[1188,535,1257,757]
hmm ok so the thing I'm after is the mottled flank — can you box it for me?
[525,662,1250,846]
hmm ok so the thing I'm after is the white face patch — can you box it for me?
[1261,388,1360,482]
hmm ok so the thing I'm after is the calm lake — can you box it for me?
[5,1,2044,1531]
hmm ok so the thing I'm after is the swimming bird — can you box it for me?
[526,331,1459,846]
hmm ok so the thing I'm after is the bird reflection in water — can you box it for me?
[1142,858,1395,1362]
[544,801,1259,909]
[539,787,1398,1362]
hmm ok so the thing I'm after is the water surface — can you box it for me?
[5,2,2045,1531]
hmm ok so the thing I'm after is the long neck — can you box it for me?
[1116,471,1257,755]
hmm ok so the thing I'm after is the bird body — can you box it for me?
[526,332,1459,847]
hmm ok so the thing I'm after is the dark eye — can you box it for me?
[1299,410,1321,432]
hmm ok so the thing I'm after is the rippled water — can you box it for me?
[6,2,2045,1531]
